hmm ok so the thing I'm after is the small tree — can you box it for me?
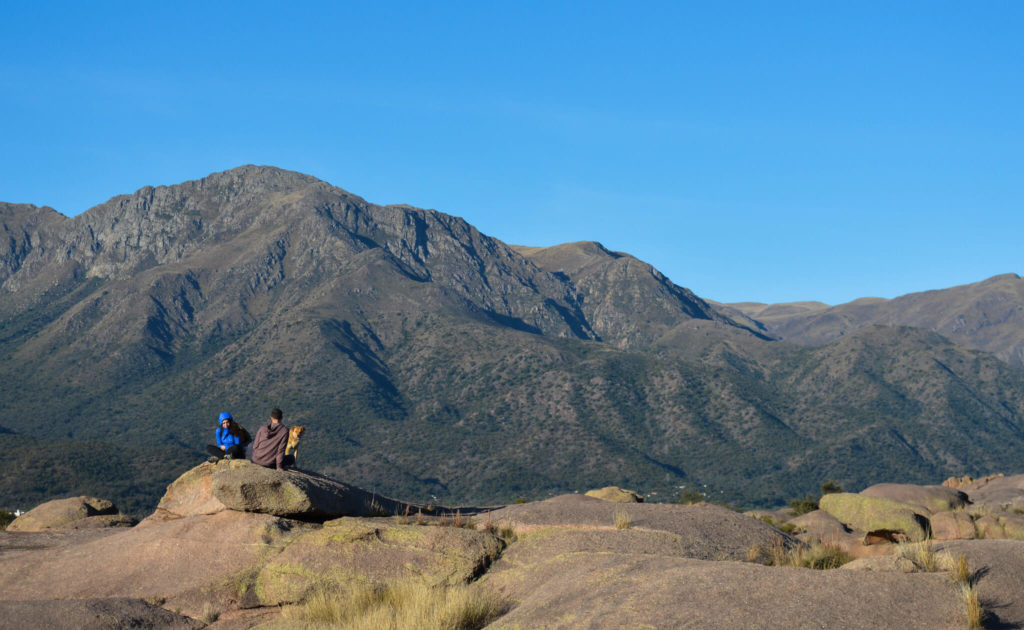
[821,480,844,495]
[789,495,819,516]
[0,510,14,530]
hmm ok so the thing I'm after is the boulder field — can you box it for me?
[4,465,1024,628]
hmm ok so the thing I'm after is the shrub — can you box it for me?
[0,510,14,530]
[820,480,844,495]
[788,495,819,516]
[613,509,632,530]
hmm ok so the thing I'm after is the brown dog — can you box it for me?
[286,426,305,461]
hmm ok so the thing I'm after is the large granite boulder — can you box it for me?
[818,493,930,542]
[211,462,417,519]
[7,496,135,532]
[859,483,969,514]
[929,511,975,540]
[151,460,432,522]
[584,486,643,503]
[961,474,1024,511]
[256,517,503,604]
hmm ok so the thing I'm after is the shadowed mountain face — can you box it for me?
[3,165,1024,515]
[724,274,1024,366]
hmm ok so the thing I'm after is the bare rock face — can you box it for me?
[210,461,421,519]
[859,483,969,514]
[0,509,313,619]
[584,486,643,503]
[256,517,503,605]
[482,551,962,629]
[819,493,930,542]
[6,496,135,532]
[0,598,203,630]
[961,474,1024,510]
[487,494,796,561]
[930,511,976,540]
[840,556,918,573]
[148,459,235,520]
[150,460,433,523]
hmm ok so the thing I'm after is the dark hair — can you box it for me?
[271,408,283,420]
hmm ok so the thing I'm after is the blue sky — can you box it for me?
[2,2,1021,304]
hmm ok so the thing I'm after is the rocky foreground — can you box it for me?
[3,464,1024,628]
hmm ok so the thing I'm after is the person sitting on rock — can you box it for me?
[250,408,293,470]
[206,412,246,462]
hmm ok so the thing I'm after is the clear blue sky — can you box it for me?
[2,2,1021,304]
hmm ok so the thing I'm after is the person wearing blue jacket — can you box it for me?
[206,412,246,461]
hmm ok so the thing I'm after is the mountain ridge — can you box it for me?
[3,165,1024,516]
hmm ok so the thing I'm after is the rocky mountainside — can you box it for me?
[724,273,1024,365]
[3,166,1024,515]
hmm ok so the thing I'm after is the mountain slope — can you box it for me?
[725,274,1024,365]
[3,166,1024,515]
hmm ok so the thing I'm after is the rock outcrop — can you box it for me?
[0,598,202,630]
[859,483,969,514]
[818,493,930,542]
[256,517,503,604]
[584,486,643,503]
[150,460,442,523]
[6,496,135,532]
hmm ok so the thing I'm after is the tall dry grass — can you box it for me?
[284,580,508,630]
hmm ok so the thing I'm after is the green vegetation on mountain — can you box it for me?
[2,166,1024,516]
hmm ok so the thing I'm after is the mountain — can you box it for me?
[723,274,1024,365]
[512,241,767,354]
[3,166,1024,515]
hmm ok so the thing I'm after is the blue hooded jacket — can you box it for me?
[216,426,241,449]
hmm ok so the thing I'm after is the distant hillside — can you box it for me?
[3,166,1024,514]
[724,274,1024,365]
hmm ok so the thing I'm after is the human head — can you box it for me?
[271,408,283,423]
[219,412,232,425]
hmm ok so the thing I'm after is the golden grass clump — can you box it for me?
[961,582,984,630]
[747,537,850,570]
[286,580,508,630]
[613,509,632,530]
[896,540,939,572]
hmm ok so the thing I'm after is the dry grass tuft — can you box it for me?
[949,553,972,585]
[613,509,632,530]
[285,580,508,630]
[199,601,219,624]
[896,540,939,572]
[748,537,850,570]
[961,582,984,630]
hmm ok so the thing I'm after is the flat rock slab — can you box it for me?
[860,483,969,514]
[486,494,795,561]
[939,539,1024,629]
[482,552,962,630]
[0,598,203,630]
[257,517,503,604]
[0,510,314,618]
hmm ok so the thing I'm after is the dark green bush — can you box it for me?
[788,495,819,515]
[821,480,844,495]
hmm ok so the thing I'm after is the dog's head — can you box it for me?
[289,426,306,440]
